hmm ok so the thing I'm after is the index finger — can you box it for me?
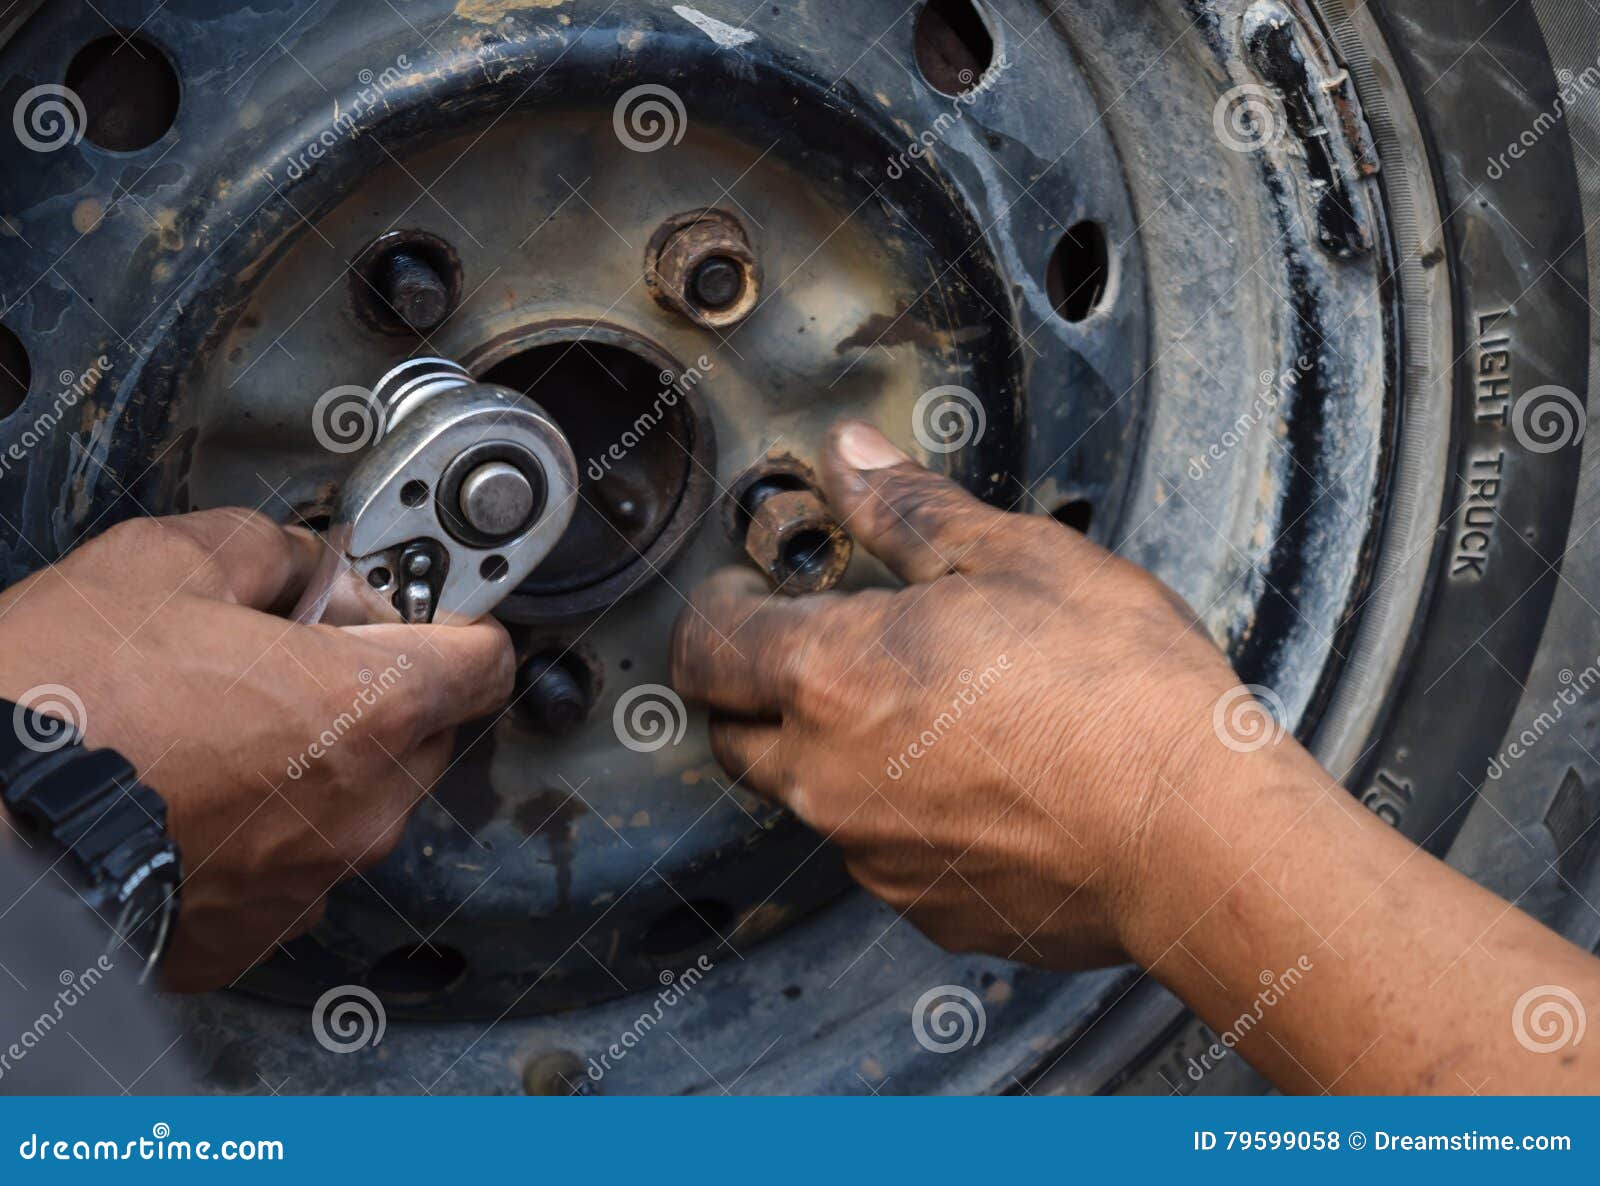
[84,509,324,612]
[671,567,828,719]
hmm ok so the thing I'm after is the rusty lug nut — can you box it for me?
[378,248,451,332]
[742,487,853,596]
[646,208,760,329]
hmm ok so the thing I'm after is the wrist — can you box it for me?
[1113,734,1324,969]
[0,697,183,980]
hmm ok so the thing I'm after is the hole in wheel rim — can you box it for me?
[1051,498,1095,534]
[1047,221,1111,322]
[913,0,996,97]
[65,35,181,152]
[640,901,733,959]
[365,944,468,1003]
[0,325,30,420]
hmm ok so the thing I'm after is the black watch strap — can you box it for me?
[0,699,181,980]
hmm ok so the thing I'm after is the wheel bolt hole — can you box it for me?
[481,554,510,582]
[365,943,468,1004]
[640,901,734,959]
[913,0,996,97]
[366,566,393,590]
[0,324,30,420]
[1051,498,1095,534]
[400,479,429,507]
[65,35,182,152]
[1047,221,1111,322]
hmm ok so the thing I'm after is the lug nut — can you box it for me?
[517,655,594,735]
[459,461,536,539]
[742,487,853,595]
[646,208,760,329]
[378,247,451,332]
[726,456,854,596]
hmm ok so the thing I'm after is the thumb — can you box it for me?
[817,420,1016,584]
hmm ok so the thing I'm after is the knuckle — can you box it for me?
[100,517,194,572]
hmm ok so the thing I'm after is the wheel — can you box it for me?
[0,0,1593,1094]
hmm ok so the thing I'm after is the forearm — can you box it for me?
[1123,747,1600,1094]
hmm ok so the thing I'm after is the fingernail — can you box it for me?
[837,421,909,471]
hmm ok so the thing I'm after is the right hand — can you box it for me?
[0,509,514,990]
[671,421,1285,970]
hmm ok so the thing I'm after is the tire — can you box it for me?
[1,0,1597,1096]
[1103,0,1600,1095]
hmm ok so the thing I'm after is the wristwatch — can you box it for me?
[0,698,182,982]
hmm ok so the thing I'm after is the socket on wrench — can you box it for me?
[294,358,578,626]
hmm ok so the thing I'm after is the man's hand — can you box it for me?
[0,509,513,990]
[675,421,1600,1095]
[672,421,1249,968]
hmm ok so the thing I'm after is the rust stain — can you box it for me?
[835,311,986,355]
[456,0,566,22]
[71,198,103,235]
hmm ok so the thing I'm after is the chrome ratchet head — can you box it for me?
[295,358,578,627]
